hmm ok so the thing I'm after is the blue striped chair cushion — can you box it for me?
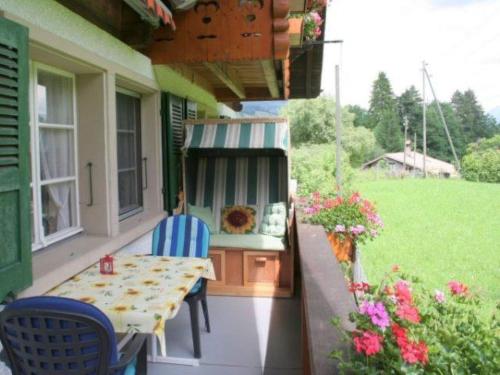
[152,215,210,294]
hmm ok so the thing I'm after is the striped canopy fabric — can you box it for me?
[183,118,289,154]
[186,156,288,232]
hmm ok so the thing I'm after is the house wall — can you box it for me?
[0,0,221,297]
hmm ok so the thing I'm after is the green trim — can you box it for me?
[0,17,32,301]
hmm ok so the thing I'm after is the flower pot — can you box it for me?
[326,232,355,262]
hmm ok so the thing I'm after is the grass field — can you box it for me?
[354,178,500,315]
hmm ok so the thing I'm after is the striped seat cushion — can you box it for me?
[152,215,210,258]
[152,215,210,295]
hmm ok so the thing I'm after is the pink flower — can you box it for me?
[334,224,345,233]
[360,301,390,329]
[367,213,384,227]
[349,225,365,236]
[349,192,361,204]
[448,280,468,296]
[314,27,322,37]
[312,191,321,204]
[434,290,445,303]
[353,331,383,356]
[396,303,420,324]
[323,198,336,208]
[394,280,412,304]
[370,229,379,237]
[310,11,323,26]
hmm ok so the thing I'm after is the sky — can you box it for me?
[320,0,500,112]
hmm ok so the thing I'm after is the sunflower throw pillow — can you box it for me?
[221,205,257,234]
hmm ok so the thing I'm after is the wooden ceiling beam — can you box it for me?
[261,60,280,99]
[204,62,246,99]
[214,87,274,102]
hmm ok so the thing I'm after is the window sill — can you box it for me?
[19,211,166,298]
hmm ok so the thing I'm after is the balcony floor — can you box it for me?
[149,295,302,375]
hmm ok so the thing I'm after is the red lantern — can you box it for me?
[100,255,114,275]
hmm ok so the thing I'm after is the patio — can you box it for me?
[149,295,302,375]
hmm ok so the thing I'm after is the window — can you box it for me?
[30,64,81,250]
[116,89,143,219]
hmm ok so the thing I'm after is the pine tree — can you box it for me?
[368,72,403,151]
[451,89,496,144]
[398,86,422,139]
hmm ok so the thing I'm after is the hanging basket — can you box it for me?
[326,232,355,263]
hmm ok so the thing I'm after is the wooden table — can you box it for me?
[46,254,215,366]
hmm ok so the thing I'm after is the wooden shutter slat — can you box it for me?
[0,157,18,166]
[0,107,18,117]
[0,66,18,79]
[0,76,18,88]
[0,146,18,155]
[0,56,17,69]
[0,97,17,108]
[0,116,18,127]
[0,137,18,146]
[0,127,18,136]
[0,45,17,59]
[0,86,17,97]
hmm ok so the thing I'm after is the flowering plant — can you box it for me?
[303,11,323,41]
[298,191,383,245]
[332,268,500,374]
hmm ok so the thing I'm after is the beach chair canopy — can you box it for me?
[183,118,289,157]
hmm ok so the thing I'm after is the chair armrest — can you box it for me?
[109,333,148,374]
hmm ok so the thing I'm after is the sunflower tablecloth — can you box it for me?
[46,255,215,355]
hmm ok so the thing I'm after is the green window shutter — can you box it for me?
[161,93,185,213]
[0,17,32,302]
[185,100,197,120]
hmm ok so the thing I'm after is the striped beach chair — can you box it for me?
[151,215,211,359]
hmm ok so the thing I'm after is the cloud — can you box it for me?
[321,0,500,110]
[432,0,493,7]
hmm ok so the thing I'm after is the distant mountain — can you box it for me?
[488,106,500,123]
[240,101,287,117]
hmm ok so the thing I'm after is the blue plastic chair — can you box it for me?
[152,215,211,358]
[0,296,147,375]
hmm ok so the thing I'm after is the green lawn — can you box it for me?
[354,178,500,315]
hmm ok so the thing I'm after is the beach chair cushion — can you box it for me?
[221,205,257,234]
[259,202,287,237]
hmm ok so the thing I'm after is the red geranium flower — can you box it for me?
[396,303,421,324]
[448,280,468,296]
[353,331,383,356]
[394,280,412,304]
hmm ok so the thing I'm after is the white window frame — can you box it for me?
[30,62,82,251]
[116,87,143,221]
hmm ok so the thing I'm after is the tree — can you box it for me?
[425,101,465,162]
[282,97,379,166]
[451,89,497,144]
[397,86,422,138]
[346,104,371,128]
[368,72,403,151]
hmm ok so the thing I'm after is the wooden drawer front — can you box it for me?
[244,251,280,287]
[208,250,225,286]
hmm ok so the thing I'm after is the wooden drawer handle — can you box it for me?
[255,257,267,263]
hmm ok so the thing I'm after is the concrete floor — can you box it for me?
[148,296,302,375]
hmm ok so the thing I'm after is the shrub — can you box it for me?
[461,135,500,183]
[332,268,500,374]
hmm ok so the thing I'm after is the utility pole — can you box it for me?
[423,65,461,171]
[335,64,342,192]
[422,61,427,177]
[413,132,417,175]
[403,116,408,175]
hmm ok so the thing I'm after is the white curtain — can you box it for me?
[40,130,73,231]
[38,70,75,233]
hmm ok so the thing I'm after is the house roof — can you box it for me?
[363,151,458,176]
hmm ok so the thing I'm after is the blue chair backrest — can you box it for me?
[0,296,119,375]
[152,215,210,258]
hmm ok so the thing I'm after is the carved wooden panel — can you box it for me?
[149,0,289,64]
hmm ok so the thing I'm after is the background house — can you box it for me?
[363,145,459,178]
